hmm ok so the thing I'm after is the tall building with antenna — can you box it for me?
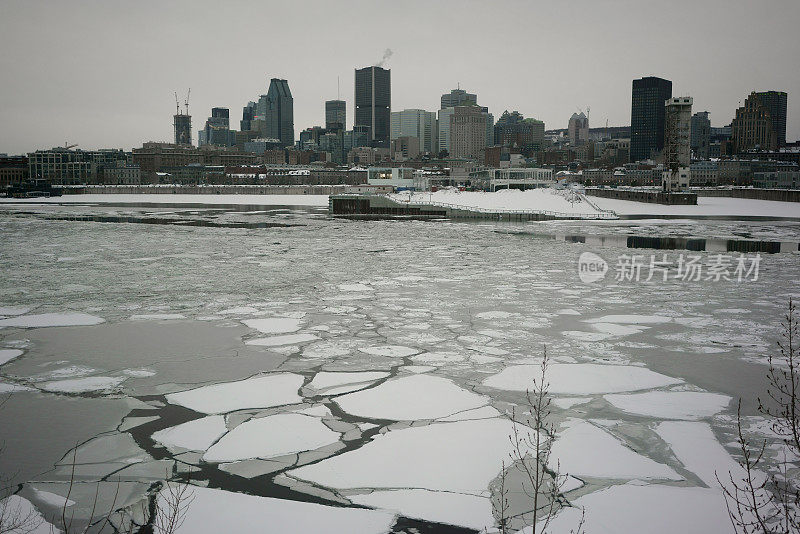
[173,89,192,146]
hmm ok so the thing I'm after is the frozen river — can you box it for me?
[0,201,798,533]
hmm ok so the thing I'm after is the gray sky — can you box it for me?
[1,0,798,154]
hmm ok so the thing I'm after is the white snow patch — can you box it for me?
[0,307,30,316]
[30,488,75,508]
[166,373,304,414]
[203,414,340,463]
[309,371,390,390]
[39,376,125,393]
[590,323,648,336]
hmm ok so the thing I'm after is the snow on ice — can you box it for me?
[165,373,304,414]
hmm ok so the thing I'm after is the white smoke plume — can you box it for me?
[376,48,393,67]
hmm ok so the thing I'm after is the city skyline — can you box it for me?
[1,0,799,154]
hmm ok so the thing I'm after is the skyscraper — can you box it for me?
[450,106,488,161]
[257,79,294,147]
[174,114,192,146]
[630,76,673,162]
[390,109,438,154]
[355,66,391,148]
[199,107,234,147]
[568,112,589,146]
[754,91,787,147]
[662,96,692,191]
[690,111,711,160]
[494,111,544,156]
[325,100,346,132]
[441,88,477,110]
[241,101,257,132]
[731,92,779,153]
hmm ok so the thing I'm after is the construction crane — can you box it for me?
[64,142,78,150]
[174,92,180,115]
[184,88,191,116]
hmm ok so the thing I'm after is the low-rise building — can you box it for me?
[753,170,800,189]
[689,161,718,186]
[367,167,416,189]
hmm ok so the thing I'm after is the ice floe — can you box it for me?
[164,485,396,534]
[0,349,23,366]
[242,317,302,334]
[339,283,373,292]
[358,345,420,358]
[0,306,30,316]
[350,489,494,531]
[538,483,733,534]
[585,314,672,325]
[655,421,750,487]
[246,333,319,346]
[39,376,126,393]
[151,415,228,452]
[550,419,681,480]
[483,363,682,394]
[475,311,515,319]
[605,391,731,420]
[165,373,304,414]
[334,375,488,420]
[203,414,340,463]
[308,371,390,390]
[0,312,105,328]
[130,313,186,320]
[590,323,648,336]
[289,418,532,495]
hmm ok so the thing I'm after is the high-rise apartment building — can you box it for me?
[441,88,477,110]
[568,112,589,146]
[450,106,488,161]
[754,91,787,147]
[390,109,438,154]
[630,76,673,162]
[355,66,391,148]
[662,96,692,191]
[690,111,711,160]
[325,100,347,132]
[731,92,780,154]
[257,79,294,147]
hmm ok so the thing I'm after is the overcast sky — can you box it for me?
[0,0,798,154]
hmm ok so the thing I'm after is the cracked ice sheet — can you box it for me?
[309,371,390,389]
[358,345,420,358]
[350,489,494,531]
[241,317,302,334]
[532,484,734,534]
[164,485,395,534]
[288,418,533,495]
[655,421,752,487]
[483,363,682,395]
[0,312,105,328]
[203,413,340,463]
[584,314,673,325]
[334,375,488,420]
[39,376,126,393]
[151,415,228,452]
[550,419,681,480]
[605,391,731,420]
[165,373,304,414]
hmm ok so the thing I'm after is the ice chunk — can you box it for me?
[242,317,302,334]
[246,333,319,346]
[309,371,390,390]
[350,489,494,531]
[165,485,395,534]
[30,487,75,508]
[288,418,533,495]
[0,306,31,316]
[219,306,259,315]
[585,314,672,325]
[130,313,186,320]
[358,345,420,358]
[536,484,733,534]
[656,421,753,487]
[590,323,647,336]
[0,381,33,393]
[605,391,731,420]
[0,349,23,366]
[550,419,681,480]
[334,375,488,420]
[151,415,228,452]
[122,368,156,378]
[0,312,105,328]
[39,376,125,393]
[203,414,340,463]
[166,373,304,414]
[483,363,682,395]
[410,351,466,364]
